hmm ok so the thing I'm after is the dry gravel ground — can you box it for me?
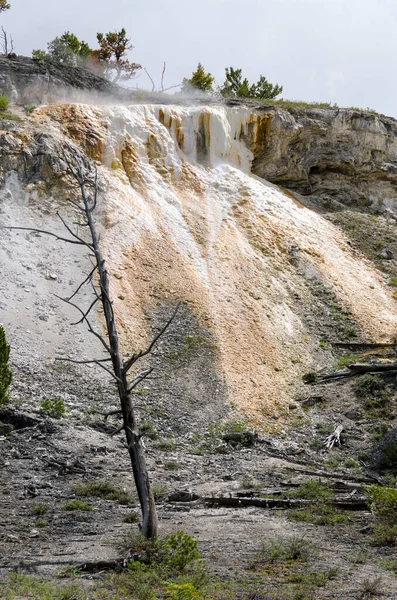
[0,397,396,599]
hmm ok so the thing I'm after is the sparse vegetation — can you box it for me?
[72,480,132,505]
[256,536,314,564]
[288,479,332,500]
[30,503,49,516]
[156,438,177,452]
[358,575,383,599]
[302,371,317,384]
[24,103,38,114]
[62,499,92,511]
[39,397,66,419]
[364,484,397,545]
[0,94,9,111]
[289,504,350,526]
[377,439,397,473]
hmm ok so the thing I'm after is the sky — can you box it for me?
[2,0,397,117]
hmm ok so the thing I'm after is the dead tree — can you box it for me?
[7,149,179,538]
[0,26,14,55]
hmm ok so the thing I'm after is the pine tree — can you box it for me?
[93,29,142,82]
[0,326,12,406]
[181,63,214,93]
[220,67,282,100]
[0,1,10,13]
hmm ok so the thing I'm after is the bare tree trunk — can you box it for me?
[81,164,158,538]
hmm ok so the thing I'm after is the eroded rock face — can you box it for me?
[0,55,132,105]
[249,105,397,207]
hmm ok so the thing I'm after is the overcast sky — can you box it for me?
[2,0,397,117]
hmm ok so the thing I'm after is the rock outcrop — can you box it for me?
[248,104,397,208]
[0,55,132,104]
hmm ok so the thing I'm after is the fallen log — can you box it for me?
[316,364,397,383]
[202,496,368,510]
[332,342,397,348]
[347,362,397,373]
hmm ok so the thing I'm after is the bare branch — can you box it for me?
[4,226,92,247]
[93,408,122,420]
[55,358,112,364]
[66,265,98,302]
[71,296,100,326]
[56,212,93,249]
[54,294,111,354]
[110,424,125,437]
[161,62,166,92]
[144,68,156,92]
[123,302,180,374]
[127,368,154,392]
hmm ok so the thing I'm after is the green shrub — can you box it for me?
[355,374,385,398]
[0,326,12,406]
[157,438,177,452]
[364,484,397,545]
[302,371,317,384]
[377,440,397,473]
[62,499,92,511]
[123,510,139,523]
[40,397,65,418]
[259,536,313,563]
[165,582,203,600]
[30,503,49,516]
[364,485,397,524]
[0,95,9,112]
[288,479,332,500]
[24,103,38,115]
[72,480,132,505]
[289,504,349,525]
[335,353,357,368]
[125,530,201,573]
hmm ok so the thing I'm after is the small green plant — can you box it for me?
[157,438,177,452]
[40,397,66,418]
[355,374,385,398]
[165,582,203,600]
[319,337,328,350]
[139,420,158,440]
[123,510,139,523]
[124,530,201,572]
[0,326,12,406]
[358,576,383,598]
[377,440,397,473]
[289,479,332,500]
[0,94,9,112]
[335,353,357,368]
[36,519,48,528]
[62,499,92,511]
[30,503,49,516]
[364,484,397,545]
[302,371,317,384]
[258,536,313,563]
[32,48,49,64]
[24,103,38,114]
[72,480,132,505]
[164,461,180,471]
[390,277,397,287]
[380,557,397,574]
[152,484,168,501]
[289,504,349,526]
[340,324,357,340]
